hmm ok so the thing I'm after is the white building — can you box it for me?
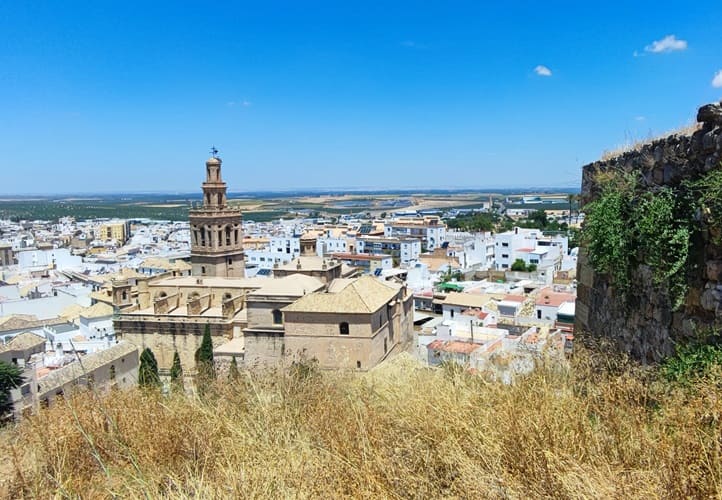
[384,216,447,251]
[246,236,301,271]
[493,227,567,271]
[357,236,421,265]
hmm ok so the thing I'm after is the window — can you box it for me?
[228,258,233,265]
[356,360,361,369]
[501,254,509,258]
[339,322,350,335]
[272,309,283,325]
[502,242,509,247]
[201,266,206,275]
[537,309,542,319]
[384,338,388,353]
[450,309,455,318]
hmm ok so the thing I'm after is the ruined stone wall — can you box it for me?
[576,101,722,362]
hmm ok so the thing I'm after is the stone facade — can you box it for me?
[114,276,265,372]
[577,101,722,362]
[189,155,245,278]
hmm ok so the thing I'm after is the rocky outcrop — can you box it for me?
[577,101,722,362]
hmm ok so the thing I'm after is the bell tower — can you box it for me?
[189,149,245,278]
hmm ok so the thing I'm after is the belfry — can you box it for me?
[189,150,245,277]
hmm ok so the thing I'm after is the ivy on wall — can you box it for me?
[583,170,695,310]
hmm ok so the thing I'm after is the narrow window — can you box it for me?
[356,360,361,369]
[273,309,283,325]
[339,322,349,335]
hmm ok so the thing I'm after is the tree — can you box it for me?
[170,351,183,393]
[228,356,240,382]
[0,361,24,419]
[196,323,215,382]
[511,259,528,272]
[138,347,161,389]
[528,210,548,229]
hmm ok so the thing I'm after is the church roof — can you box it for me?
[248,274,325,298]
[282,276,399,314]
[276,256,341,272]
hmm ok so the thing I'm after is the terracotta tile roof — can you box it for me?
[0,331,45,353]
[283,275,399,314]
[502,294,526,303]
[427,339,480,355]
[79,302,114,319]
[535,288,576,307]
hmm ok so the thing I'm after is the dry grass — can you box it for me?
[1,346,721,499]
[600,122,702,161]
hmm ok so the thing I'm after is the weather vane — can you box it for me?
[210,146,219,158]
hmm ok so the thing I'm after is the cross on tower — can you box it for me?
[210,146,219,158]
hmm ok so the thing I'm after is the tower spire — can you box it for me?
[190,153,245,278]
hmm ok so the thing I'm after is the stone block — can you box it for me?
[706,260,722,281]
[701,288,721,312]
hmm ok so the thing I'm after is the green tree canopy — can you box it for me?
[138,347,161,389]
[229,356,240,382]
[196,323,216,384]
[0,360,24,419]
[170,351,183,392]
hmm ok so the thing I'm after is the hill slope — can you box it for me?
[1,350,721,498]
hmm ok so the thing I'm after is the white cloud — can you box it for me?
[635,116,646,121]
[534,65,552,77]
[227,100,252,107]
[712,70,722,88]
[644,35,687,53]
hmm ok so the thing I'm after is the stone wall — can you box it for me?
[576,101,722,362]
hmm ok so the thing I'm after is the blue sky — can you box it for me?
[2,1,722,194]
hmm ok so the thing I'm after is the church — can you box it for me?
[112,153,414,375]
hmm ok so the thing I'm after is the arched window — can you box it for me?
[121,290,128,301]
[339,322,349,335]
[225,226,232,246]
[272,309,283,325]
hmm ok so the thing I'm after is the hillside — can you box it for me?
[1,348,721,498]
